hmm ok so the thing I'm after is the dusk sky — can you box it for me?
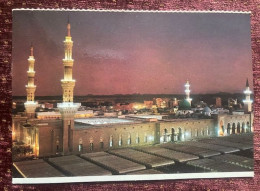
[12,10,252,96]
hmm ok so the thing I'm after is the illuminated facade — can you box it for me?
[57,19,80,155]
[24,45,38,118]
[185,80,192,105]
[243,78,253,113]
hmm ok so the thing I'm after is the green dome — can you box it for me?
[178,100,191,110]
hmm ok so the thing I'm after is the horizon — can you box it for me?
[13,11,253,96]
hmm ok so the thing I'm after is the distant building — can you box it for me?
[216,97,222,108]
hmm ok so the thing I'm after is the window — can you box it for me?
[100,142,104,149]
[90,143,94,151]
[136,133,140,144]
[79,144,83,152]
[144,133,147,143]
[127,134,131,145]
[109,135,113,147]
[119,135,122,146]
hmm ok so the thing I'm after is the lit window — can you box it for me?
[109,135,113,147]
[79,144,83,152]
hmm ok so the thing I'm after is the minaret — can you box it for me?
[185,80,192,105]
[24,45,38,118]
[243,78,252,113]
[57,18,80,155]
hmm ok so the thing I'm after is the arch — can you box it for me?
[178,128,182,141]
[127,133,131,145]
[227,123,231,135]
[136,133,140,144]
[109,135,113,147]
[242,122,245,133]
[163,128,168,142]
[246,121,250,132]
[118,134,122,146]
[232,123,236,134]
[171,128,176,142]
[219,120,224,136]
[237,122,241,134]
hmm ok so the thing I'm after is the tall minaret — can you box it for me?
[24,45,38,118]
[243,78,253,113]
[185,80,192,105]
[58,17,80,155]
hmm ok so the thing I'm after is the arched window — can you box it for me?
[242,122,245,133]
[127,134,131,145]
[144,133,148,143]
[136,133,140,144]
[109,135,113,147]
[227,123,231,135]
[171,128,175,142]
[237,122,241,134]
[119,135,122,146]
[232,123,236,134]
[163,129,168,142]
[100,137,104,149]
[246,121,250,132]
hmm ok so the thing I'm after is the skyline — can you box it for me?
[13,11,253,96]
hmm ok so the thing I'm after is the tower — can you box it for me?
[185,80,192,106]
[57,18,80,155]
[243,78,252,113]
[24,45,38,118]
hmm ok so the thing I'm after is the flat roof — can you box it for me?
[75,118,135,126]
[81,152,146,174]
[128,115,165,120]
[13,159,65,178]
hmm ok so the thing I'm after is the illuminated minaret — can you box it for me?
[24,45,38,118]
[185,80,192,105]
[58,17,80,155]
[243,78,252,113]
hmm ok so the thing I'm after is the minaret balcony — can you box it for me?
[27,71,35,77]
[26,85,36,88]
[63,59,74,67]
[28,57,35,61]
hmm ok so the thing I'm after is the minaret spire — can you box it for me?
[24,45,38,118]
[246,78,249,87]
[185,80,192,105]
[243,78,252,113]
[67,15,71,37]
[30,43,33,56]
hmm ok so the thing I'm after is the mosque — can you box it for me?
[12,20,254,158]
